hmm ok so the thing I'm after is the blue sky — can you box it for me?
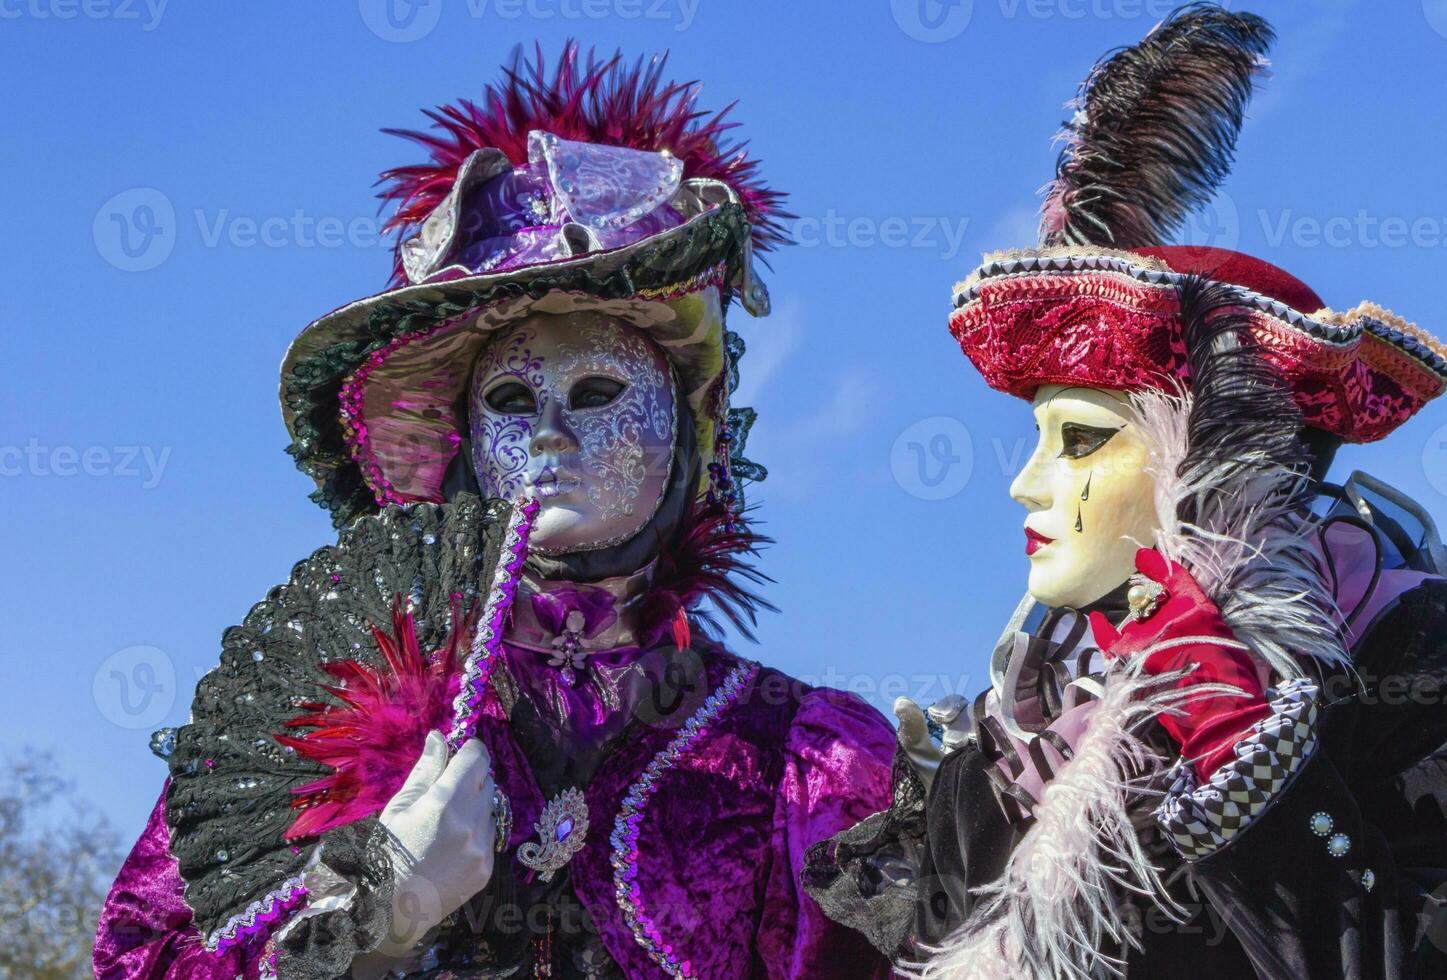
[5,0,1447,846]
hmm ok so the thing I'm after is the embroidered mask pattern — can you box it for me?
[469,312,678,554]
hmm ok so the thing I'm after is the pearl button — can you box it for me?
[1309,812,1334,836]
[1327,833,1351,858]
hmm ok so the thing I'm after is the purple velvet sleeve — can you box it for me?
[94,782,271,980]
[757,688,897,979]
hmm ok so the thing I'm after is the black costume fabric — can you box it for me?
[806,500,1447,978]
[164,494,513,943]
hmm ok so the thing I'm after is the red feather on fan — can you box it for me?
[276,598,475,841]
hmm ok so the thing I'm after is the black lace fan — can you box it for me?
[163,494,515,946]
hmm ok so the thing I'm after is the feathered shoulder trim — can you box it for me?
[640,500,775,646]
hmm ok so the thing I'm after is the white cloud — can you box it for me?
[985,205,1039,251]
[729,298,804,407]
[781,366,878,442]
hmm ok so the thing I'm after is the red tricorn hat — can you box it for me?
[949,5,1445,443]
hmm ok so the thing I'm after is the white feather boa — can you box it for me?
[1132,385,1346,676]
[906,661,1193,980]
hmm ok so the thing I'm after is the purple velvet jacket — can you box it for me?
[95,645,896,979]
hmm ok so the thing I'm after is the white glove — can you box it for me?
[893,694,971,793]
[357,732,499,970]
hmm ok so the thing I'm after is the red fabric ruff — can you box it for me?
[951,265,1440,442]
[1090,549,1270,780]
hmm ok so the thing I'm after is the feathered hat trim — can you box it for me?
[378,41,790,285]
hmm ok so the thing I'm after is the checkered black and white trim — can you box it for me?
[1155,678,1320,860]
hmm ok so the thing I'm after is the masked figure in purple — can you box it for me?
[806,6,1447,978]
[94,45,894,979]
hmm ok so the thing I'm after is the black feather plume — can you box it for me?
[1040,3,1274,249]
[1166,276,1344,677]
[1175,274,1312,532]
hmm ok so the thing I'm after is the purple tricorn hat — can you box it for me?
[279,45,789,527]
[401,130,690,283]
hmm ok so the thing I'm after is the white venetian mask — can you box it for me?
[469,312,678,555]
[1010,384,1161,609]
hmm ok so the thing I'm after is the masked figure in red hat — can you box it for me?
[93,46,895,980]
[806,6,1447,978]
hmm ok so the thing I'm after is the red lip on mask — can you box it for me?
[1025,527,1054,556]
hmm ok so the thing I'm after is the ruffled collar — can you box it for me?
[972,582,1134,824]
[508,561,656,685]
[499,562,661,762]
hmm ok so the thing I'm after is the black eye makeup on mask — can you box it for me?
[568,376,627,410]
[483,381,537,415]
[1058,422,1122,459]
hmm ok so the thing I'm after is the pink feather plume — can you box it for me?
[277,598,475,840]
[275,500,769,842]
[377,40,792,285]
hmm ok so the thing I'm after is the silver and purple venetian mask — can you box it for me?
[469,312,678,554]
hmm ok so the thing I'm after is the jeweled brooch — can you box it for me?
[517,787,589,882]
[1126,573,1168,622]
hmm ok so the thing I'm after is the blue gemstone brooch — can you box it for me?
[517,787,589,882]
